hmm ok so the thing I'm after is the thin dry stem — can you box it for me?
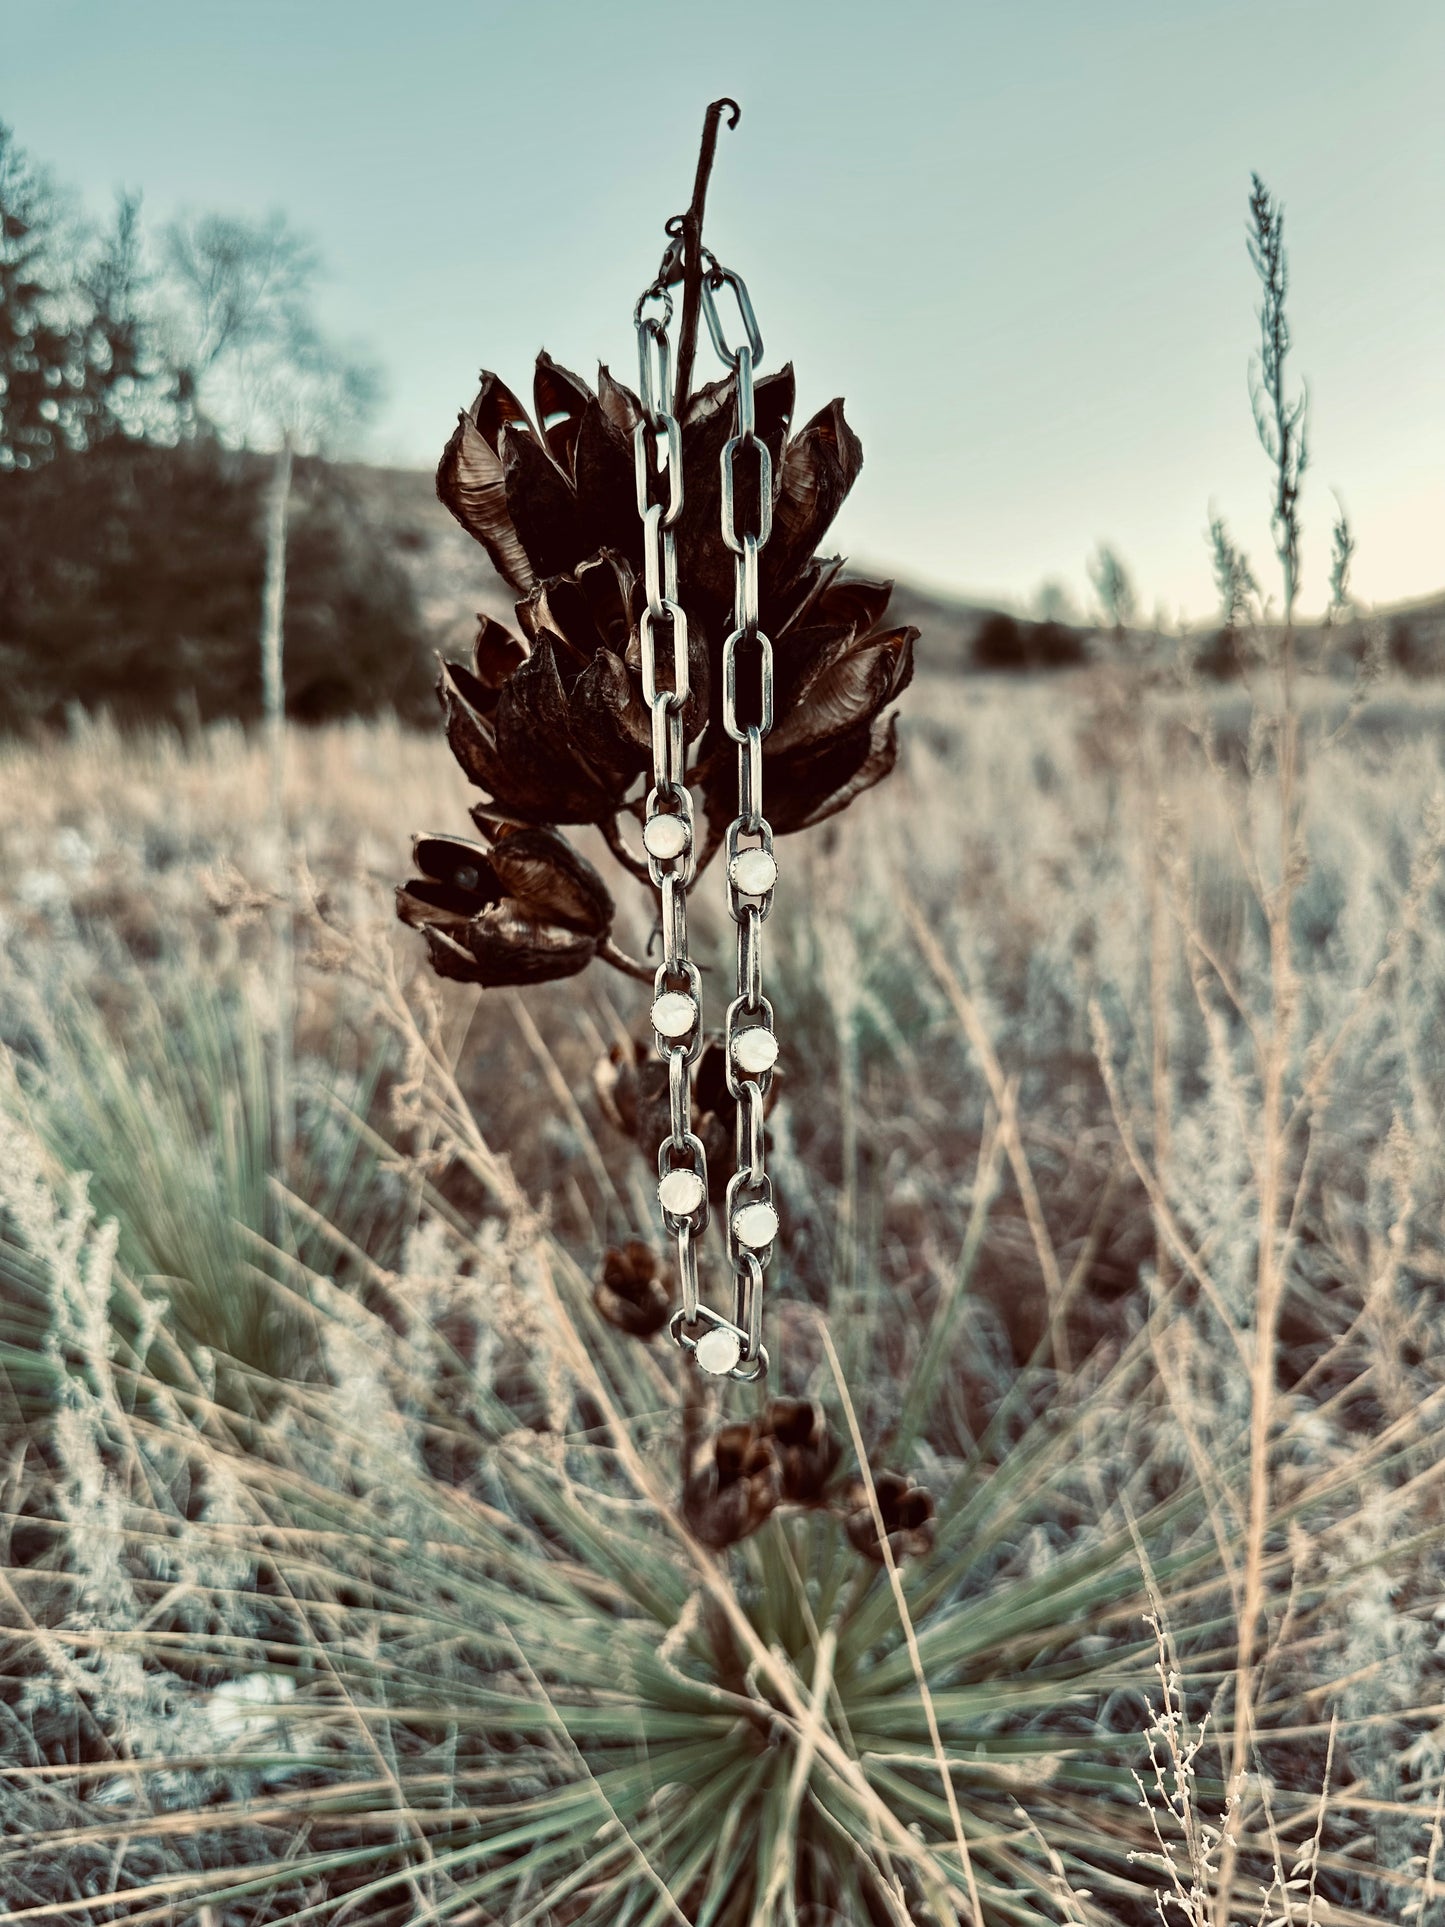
[902,886,1073,1376]
[819,1318,985,1926]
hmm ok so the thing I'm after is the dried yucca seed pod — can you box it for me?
[763,1398,842,1505]
[681,1419,783,1550]
[394,818,618,989]
[843,1471,935,1565]
[593,1241,673,1339]
[401,349,916,994]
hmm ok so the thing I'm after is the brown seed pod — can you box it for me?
[395,819,614,988]
[402,351,915,992]
[681,1418,783,1550]
[843,1471,936,1565]
[593,1241,674,1340]
[763,1398,842,1505]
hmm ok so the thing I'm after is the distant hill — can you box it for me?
[352,461,1445,682]
[340,462,518,663]
[345,462,1054,673]
[1369,589,1445,671]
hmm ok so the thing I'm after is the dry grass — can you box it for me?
[3,665,1445,1922]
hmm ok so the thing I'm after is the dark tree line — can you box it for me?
[0,121,434,731]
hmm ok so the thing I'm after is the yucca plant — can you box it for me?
[3,951,1439,1926]
[0,963,398,1403]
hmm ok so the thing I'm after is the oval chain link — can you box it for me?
[636,253,775,1384]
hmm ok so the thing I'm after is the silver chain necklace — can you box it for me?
[632,257,778,1384]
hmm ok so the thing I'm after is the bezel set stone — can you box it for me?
[658,1167,707,1218]
[643,814,690,861]
[651,991,697,1039]
[731,1027,779,1076]
[729,847,778,896]
[695,1325,744,1375]
[733,1200,780,1250]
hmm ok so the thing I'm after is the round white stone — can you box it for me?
[729,848,778,896]
[733,1201,780,1249]
[731,1028,779,1076]
[651,992,697,1039]
[658,1168,706,1217]
[643,814,690,861]
[695,1326,743,1375]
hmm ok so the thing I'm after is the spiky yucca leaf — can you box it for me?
[1,974,396,1391]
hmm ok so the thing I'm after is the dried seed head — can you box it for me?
[593,1241,674,1340]
[763,1398,842,1505]
[395,821,614,988]
[405,350,915,994]
[681,1417,782,1550]
[843,1471,935,1565]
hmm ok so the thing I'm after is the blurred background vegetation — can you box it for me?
[0,120,436,732]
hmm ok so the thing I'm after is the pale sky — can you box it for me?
[5,0,1441,617]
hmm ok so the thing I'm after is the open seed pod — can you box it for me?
[843,1471,936,1564]
[763,1398,842,1505]
[681,1418,783,1550]
[395,820,614,988]
[593,1240,674,1339]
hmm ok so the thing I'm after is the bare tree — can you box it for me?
[162,211,379,1160]
[162,212,317,413]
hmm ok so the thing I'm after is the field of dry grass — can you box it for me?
[4,666,1445,1923]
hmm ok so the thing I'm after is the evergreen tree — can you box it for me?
[0,121,78,470]
[77,191,153,445]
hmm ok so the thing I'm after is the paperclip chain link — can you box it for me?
[634,250,775,1384]
[633,283,710,1357]
[710,261,776,1384]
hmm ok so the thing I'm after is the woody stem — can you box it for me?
[597,936,654,985]
[601,813,653,887]
[672,97,740,416]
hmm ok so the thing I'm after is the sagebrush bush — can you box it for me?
[972,612,1087,672]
